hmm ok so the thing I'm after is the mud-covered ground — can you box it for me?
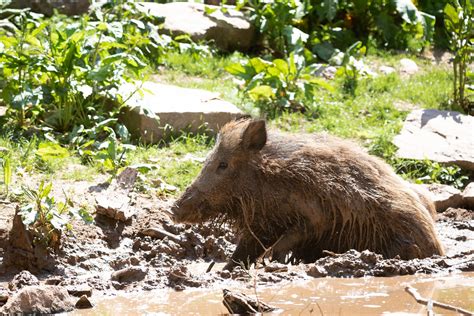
[0,177,473,311]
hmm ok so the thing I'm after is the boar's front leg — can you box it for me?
[223,231,267,271]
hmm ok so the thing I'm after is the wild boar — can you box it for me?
[171,119,444,270]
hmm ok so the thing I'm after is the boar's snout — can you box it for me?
[171,188,210,224]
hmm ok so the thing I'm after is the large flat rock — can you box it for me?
[137,2,255,52]
[393,109,474,170]
[119,82,243,143]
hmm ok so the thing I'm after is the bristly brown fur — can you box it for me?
[172,119,444,268]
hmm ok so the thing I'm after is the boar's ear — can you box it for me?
[242,120,267,151]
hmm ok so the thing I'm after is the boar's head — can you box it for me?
[171,119,267,224]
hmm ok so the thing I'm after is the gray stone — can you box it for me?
[379,65,396,75]
[95,167,138,222]
[137,2,255,52]
[75,295,93,309]
[1,285,74,314]
[0,286,8,304]
[421,184,463,212]
[111,266,148,283]
[0,106,6,117]
[8,0,90,16]
[119,81,243,144]
[462,182,474,210]
[8,270,39,292]
[393,109,474,171]
[399,58,419,75]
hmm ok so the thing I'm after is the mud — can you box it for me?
[0,178,473,314]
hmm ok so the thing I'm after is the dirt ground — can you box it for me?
[0,176,473,309]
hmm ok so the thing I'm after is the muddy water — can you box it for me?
[72,272,474,315]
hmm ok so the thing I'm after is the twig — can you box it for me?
[405,286,473,315]
[206,261,215,273]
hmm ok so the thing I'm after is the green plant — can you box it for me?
[444,0,474,114]
[1,154,12,197]
[0,4,164,138]
[394,159,470,189]
[237,0,435,56]
[19,181,93,250]
[226,53,332,117]
[332,41,368,96]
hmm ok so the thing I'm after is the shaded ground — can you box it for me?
[0,177,473,311]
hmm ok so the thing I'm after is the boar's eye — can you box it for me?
[217,161,228,170]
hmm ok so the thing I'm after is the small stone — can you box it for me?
[65,284,92,297]
[379,65,396,75]
[422,184,463,212]
[0,287,8,304]
[322,66,337,79]
[399,58,419,75]
[8,271,39,291]
[306,265,328,278]
[111,266,148,283]
[462,182,474,210]
[44,277,62,285]
[264,263,288,273]
[75,295,93,309]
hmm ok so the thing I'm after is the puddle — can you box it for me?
[71,272,474,315]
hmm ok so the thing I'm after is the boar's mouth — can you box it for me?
[171,199,214,224]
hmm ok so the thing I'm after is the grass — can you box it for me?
[0,49,467,197]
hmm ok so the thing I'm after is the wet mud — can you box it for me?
[0,180,473,314]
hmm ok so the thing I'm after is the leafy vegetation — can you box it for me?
[239,0,436,57]
[444,0,474,114]
[19,181,93,250]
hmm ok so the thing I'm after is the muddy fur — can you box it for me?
[172,119,444,269]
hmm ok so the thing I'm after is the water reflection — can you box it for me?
[71,273,474,315]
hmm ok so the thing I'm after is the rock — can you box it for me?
[44,276,62,285]
[64,284,92,297]
[306,265,328,278]
[421,184,463,213]
[379,65,396,75]
[264,263,288,273]
[323,66,337,79]
[8,270,39,291]
[111,266,148,283]
[222,289,276,314]
[0,106,6,117]
[8,0,90,16]
[119,81,243,143]
[138,2,255,52]
[95,168,138,221]
[399,58,419,75]
[393,109,474,171]
[95,194,135,222]
[75,295,93,309]
[462,182,474,210]
[0,287,8,305]
[0,285,74,314]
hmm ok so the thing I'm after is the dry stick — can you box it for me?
[405,286,473,316]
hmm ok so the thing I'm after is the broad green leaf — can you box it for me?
[395,0,421,24]
[248,85,275,101]
[36,142,70,162]
[249,57,271,73]
[273,59,289,75]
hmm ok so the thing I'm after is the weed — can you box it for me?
[19,181,93,251]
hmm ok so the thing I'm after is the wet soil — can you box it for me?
[0,178,473,314]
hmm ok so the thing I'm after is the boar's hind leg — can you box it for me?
[223,232,268,271]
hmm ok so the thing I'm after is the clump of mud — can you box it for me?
[306,249,474,278]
